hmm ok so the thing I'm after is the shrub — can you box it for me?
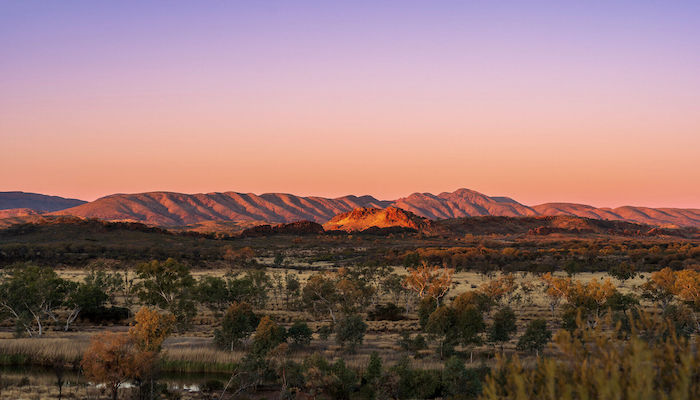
[481,312,700,399]
[368,302,406,321]
[397,332,428,355]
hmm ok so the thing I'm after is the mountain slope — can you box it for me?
[37,188,700,229]
[53,192,390,226]
[532,203,700,228]
[392,188,537,219]
[0,192,86,212]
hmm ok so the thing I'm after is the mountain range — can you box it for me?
[0,192,86,212]
[1,189,698,229]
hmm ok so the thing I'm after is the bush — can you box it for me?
[318,324,333,340]
[81,306,130,324]
[482,312,700,399]
[368,303,405,321]
[397,332,428,355]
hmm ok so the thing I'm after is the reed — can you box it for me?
[0,338,85,366]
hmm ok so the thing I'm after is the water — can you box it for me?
[0,364,231,393]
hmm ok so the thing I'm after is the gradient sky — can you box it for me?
[1,1,699,207]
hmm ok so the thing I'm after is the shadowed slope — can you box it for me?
[53,192,390,226]
[38,188,700,228]
[0,192,86,212]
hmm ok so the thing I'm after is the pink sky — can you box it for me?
[1,2,699,207]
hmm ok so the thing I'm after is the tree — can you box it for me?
[425,305,457,358]
[516,319,551,356]
[403,262,454,305]
[382,272,411,309]
[442,356,481,398]
[673,269,700,309]
[128,307,174,399]
[302,272,341,323]
[284,272,301,309]
[227,270,271,308]
[214,302,259,351]
[359,352,383,399]
[64,270,119,331]
[128,307,175,352]
[640,267,677,311]
[488,306,516,352]
[252,316,286,355]
[418,297,438,329]
[609,262,637,283]
[479,273,517,305]
[81,331,154,400]
[451,292,487,363]
[335,314,367,353]
[0,265,71,337]
[541,273,617,327]
[195,276,230,313]
[287,320,313,348]
[136,259,196,331]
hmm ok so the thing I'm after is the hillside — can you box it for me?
[4,188,691,229]
[0,192,86,212]
[532,203,700,228]
[392,188,538,219]
[53,192,390,226]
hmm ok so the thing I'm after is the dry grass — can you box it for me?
[0,337,87,366]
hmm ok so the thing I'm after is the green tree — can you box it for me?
[63,268,122,331]
[0,265,71,337]
[302,272,341,323]
[136,258,197,330]
[335,313,367,353]
[488,306,516,352]
[227,270,271,308]
[516,319,551,356]
[442,356,482,398]
[287,320,313,348]
[452,291,487,362]
[195,276,229,313]
[418,297,438,329]
[358,352,383,400]
[609,262,637,282]
[63,280,109,331]
[284,272,301,309]
[426,305,458,358]
[214,302,259,351]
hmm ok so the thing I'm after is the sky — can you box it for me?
[1,1,699,208]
